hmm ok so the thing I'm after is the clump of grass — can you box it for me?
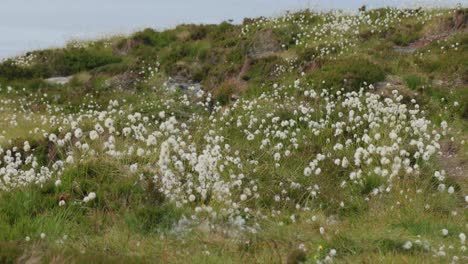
[128,203,184,233]
[0,241,22,264]
[305,56,386,90]
[404,74,425,90]
[241,56,284,82]
[213,81,237,105]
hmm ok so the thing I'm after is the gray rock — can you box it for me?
[453,78,467,86]
[393,46,416,54]
[432,80,446,86]
[248,29,281,58]
[45,76,72,85]
[163,77,202,95]
[106,72,139,90]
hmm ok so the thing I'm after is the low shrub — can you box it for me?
[242,56,284,82]
[306,56,386,90]
[388,22,423,46]
[51,48,122,76]
[131,28,176,50]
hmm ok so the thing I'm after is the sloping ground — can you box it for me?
[394,9,467,53]
[0,7,467,264]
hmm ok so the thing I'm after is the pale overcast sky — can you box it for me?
[0,0,465,59]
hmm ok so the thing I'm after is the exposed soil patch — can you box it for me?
[303,60,323,73]
[46,141,59,165]
[439,139,467,181]
[453,9,467,30]
[373,75,419,105]
[238,58,252,78]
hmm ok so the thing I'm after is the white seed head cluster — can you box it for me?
[0,76,456,229]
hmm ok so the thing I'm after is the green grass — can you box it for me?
[404,74,426,90]
[305,56,386,90]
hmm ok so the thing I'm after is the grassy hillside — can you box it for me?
[0,6,467,263]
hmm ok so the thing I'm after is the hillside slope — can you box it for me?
[0,6,467,263]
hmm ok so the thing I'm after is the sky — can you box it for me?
[0,0,465,59]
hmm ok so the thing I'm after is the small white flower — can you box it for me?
[66,155,74,164]
[123,127,132,136]
[447,186,454,194]
[55,180,62,187]
[48,133,57,142]
[23,142,31,152]
[460,233,466,244]
[88,192,96,200]
[274,153,281,161]
[298,243,306,251]
[84,192,96,203]
[315,168,321,175]
[189,194,196,202]
[82,143,89,151]
[442,229,449,236]
[130,163,138,173]
[74,128,83,138]
[319,227,325,235]
[89,130,99,140]
[437,184,446,192]
[240,194,247,201]
[137,148,145,157]
[104,118,114,128]
[403,241,412,250]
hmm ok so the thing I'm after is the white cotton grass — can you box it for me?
[403,241,412,250]
[319,227,325,235]
[0,79,458,227]
[442,229,449,236]
[83,192,97,203]
[447,186,455,194]
[55,180,62,187]
[129,163,138,173]
[74,128,83,138]
[459,233,466,244]
[89,130,99,140]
